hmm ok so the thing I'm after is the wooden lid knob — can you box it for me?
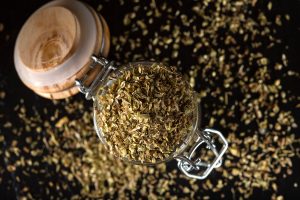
[14,0,110,99]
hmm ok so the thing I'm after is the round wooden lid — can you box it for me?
[14,0,110,99]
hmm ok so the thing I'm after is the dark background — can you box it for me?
[0,0,300,199]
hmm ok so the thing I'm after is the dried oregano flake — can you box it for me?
[96,63,194,163]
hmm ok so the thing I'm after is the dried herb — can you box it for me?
[96,63,194,163]
[0,0,300,199]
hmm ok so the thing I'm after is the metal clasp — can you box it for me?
[75,55,117,100]
[175,128,228,180]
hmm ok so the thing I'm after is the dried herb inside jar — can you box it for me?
[95,63,194,163]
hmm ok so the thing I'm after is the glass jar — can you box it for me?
[76,57,228,179]
[14,0,228,180]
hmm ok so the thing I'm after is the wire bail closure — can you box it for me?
[175,128,228,180]
[75,55,117,100]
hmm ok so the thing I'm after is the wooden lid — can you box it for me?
[14,0,110,99]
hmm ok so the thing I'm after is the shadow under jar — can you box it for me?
[14,0,228,180]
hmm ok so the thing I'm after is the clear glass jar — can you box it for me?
[76,57,228,180]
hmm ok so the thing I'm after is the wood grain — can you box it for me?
[15,2,111,99]
[18,6,79,72]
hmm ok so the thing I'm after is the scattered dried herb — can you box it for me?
[0,0,299,199]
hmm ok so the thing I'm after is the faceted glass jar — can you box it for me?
[93,61,200,165]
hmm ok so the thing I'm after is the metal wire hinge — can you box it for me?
[75,55,117,100]
[175,128,228,180]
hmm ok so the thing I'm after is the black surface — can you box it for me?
[0,0,300,199]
